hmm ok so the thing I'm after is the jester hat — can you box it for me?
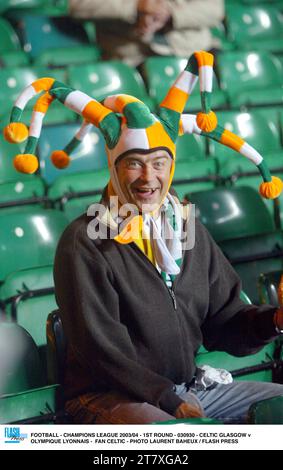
[4,51,283,201]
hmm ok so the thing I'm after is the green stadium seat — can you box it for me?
[176,133,207,162]
[219,230,283,303]
[49,168,109,221]
[143,56,227,112]
[1,0,45,14]
[226,5,283,53]
[68,61,154,111]
[9,14,91,59]
[0,136,32,183]
[38,123,108,184]
[218,51,283,107]
[0,177,46,209]
[4,0,68,16]
[0,265,57,378]
[0,17,20,53]
[248,395,283,423]
[1,265,55,345]
[0,66,42,117]
[197,290,282,383]
[186,186,275,242]
[0,50,30,68]
[258,270,282,306]
[0,322,44,395]
[0,383,61,424]
[208,109,283,224]
[33,44,100,67]
[0,207,68,282]
[217,153,283,229]
[196,342,277,383]
[209,110,282,164]
[172,158,219,201]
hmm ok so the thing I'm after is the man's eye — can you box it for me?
[127,161,141,168]
[154,161,165,168]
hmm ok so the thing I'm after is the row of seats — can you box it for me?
[1,5,283,63]
[0,51,283,119]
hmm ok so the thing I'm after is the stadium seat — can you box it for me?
[0,177,46,209]
[0,0,43,9]
[9,14,91,59]
[218,51,283,107]
[48,168,109,221]
[0,383,61,424]
[208,110,282,165]
[0,265,56,365]
[33,44,100,67]
[258,270,282,306]
[143,56,227,112]
[38,123,108,184]
[197,290,283,383]
[217,153,283,229]
[176,133,207,162]
[0,50,30,68]
[0,319,61,424]
[0,322,44,395]
[207,109,283,225]
[186,186,275,242]
[0,17,20,53]
[0,66,42,117]
[0,135,33,183]
[226,5,283,53]
[196,342,277,383]
[0,207,68,282]
[248,396,283,423]
[68,61,154,111]
[219,230,283,303]
[173,158,220,201]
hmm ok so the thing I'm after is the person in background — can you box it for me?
[68,0,224,66]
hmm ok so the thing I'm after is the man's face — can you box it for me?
[116,149,172,213]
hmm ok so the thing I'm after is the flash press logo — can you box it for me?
[4,427,28,444]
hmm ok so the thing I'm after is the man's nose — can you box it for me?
[140,164,154,181]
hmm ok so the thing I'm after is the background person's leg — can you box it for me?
[193,381,283,423]
[65,391,176,424]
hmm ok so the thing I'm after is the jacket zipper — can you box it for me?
[131,243,178,310]
[168,287,177,310]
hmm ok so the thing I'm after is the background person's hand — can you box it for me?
[136,0,171,37]
[174,401,205,419]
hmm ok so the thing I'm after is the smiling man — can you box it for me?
[12,51,274,424]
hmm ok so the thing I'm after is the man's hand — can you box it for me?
[136,0,171,37]
[174,401,205,419]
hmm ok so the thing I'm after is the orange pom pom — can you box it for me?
[259,176,283,199]
[51,150,70,169]
[196,111,218,132]
[13,154,38,174]
[3,122,28,143]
